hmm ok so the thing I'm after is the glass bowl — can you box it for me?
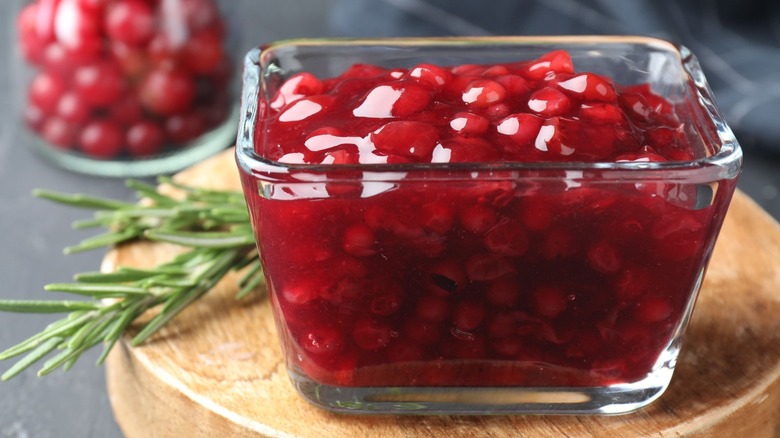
[235,36,742,415]
[12,0,240,177]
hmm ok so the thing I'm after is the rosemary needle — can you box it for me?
[0,177,264,381]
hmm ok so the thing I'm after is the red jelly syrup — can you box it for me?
[239,48,738,390]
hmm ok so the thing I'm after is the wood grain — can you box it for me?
[106,149,780,437]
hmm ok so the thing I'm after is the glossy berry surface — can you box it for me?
[243,50,735,389]
[17,0,232,160]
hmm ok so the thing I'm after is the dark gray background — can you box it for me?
[0,1,778,437]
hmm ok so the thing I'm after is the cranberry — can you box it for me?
[486,276,522,308]
[531,286,568,319]
[54,0,102,51]
[452,300,486,331]
[140,69,197,116]
[521,50,574,80]
[74,61,126,108]
[496,113,543,146]
[483,221,529,256]
[55,92,91,124]
[41,117,80,149]
[184,30,224,74]
[462,80,507,108]
[371,121,439,160]
[351,317,395,350]
[110,95,144,125]
[466,254,515,282]
[415,295,450,322]
[126,120,166,157]
[449,112,489,136]
[301,325,344,355]
[271,72,325,110]
[342,224,378,256]
[79,119,125,158]
[111,41,151,78]
[28,72,66,114]
[17,3,47,64]
[106,1,155,46]
[353,83,430,118]
[527,87,572,117]
[556,73,616,102]
[165,111,205,144]
[459,205,497,234]
[634,297,672,323]
[407,64,451,88]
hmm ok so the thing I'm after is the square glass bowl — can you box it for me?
[235,36,742,415]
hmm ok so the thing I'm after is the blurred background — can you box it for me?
[0,0,778,436]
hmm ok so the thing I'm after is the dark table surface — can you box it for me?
[1,1,779,436]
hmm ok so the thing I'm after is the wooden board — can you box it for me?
[105,149,780,437]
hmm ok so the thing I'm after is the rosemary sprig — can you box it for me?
[0,178,264,381]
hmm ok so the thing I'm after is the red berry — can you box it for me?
[79,119,125,158]
[342,224,377,256]
[56,92,91,124]
[165,112,206,144]
[462,79,507,108]
[452,300,486,331]
[459,205,497,234]
[496,113,543,146]
[531,286,567,318]
[29,72,67,114]
[419,202,455,234]
[415,295,450,322]
[17,4,47,64]
[371,121,439,160]
[353,83,430,118]
[634,297,672,323]
[126,120,166,157]
[41,117,80,149]
[140,69,197,116]
[483,221,529,256]
[587,241,622,274]
[351,317,395,350]
[449,112,489,136]
[74,61,126,108]
[110,95,144,125]
[407,63,451,88]
[527,87,572,117]
[271,72,325,110]
[556,73,616,102]
[486,276,521,307]
[54,0,102,51]
[521,50,574,80]
[106,0,155,46]
[184,29,224,74]
[301,325,344,355]
[465,254,515,282]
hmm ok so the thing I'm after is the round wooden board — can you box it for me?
[105,149,780,437]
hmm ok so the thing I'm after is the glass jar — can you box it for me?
[12,0,239,176]
[236,36,743,414]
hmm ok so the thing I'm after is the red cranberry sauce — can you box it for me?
[244,50,731,388]
[17,0,231,159]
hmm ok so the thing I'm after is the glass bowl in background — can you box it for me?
[12,0,240,177]
[236,36,742,414]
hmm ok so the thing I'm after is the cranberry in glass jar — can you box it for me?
[14,0,239,176]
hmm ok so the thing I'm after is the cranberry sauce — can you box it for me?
[17,0,232,159]
[243,50,732,388]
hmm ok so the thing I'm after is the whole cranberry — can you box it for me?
[140,69,197,117]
